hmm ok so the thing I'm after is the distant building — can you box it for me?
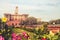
[48,24,60,34]
[4,6,28,26]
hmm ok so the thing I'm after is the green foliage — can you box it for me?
[12,24,49,40]
[1,22,60,40]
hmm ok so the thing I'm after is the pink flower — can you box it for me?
[12,38,17,40]
[2,37,4,40]
[0,36,5,40]
[12,32,17,40]
[16,35,22,40]
[12,32,16,38]
[22,32,26,35]
[22,32,29,39]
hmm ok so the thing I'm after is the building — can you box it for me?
[4,6,28,26]
[48,24,60,34]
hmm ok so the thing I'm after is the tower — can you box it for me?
[15,6,18,14]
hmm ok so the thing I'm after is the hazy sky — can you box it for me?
[0,0,60,21]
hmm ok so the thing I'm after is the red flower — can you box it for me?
[41,38,47,40]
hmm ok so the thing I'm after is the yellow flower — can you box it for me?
[1,17,7,22]
[42,34,47,38]
[49,31,54,36]
[35,27,39,31]
[43,36,46,38]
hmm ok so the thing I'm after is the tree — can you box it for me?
[49,19,60,24]
[56,19,60,24]
[26,17,37,25]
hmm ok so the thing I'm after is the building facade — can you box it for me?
[4,6,28,26]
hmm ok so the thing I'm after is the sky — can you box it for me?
[0,0,60,21]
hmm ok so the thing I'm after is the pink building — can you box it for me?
[48,24,60,34]
[4,6,28,26]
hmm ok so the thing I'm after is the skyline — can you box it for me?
[0,0,60,21]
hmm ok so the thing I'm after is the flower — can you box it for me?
[12,32,17,40]
[22,32,27,35]
[1,17,7,22]
[35,27,39,31]
[12,32,17,38]
[0,35,4,40]
[49,31,54,36]
[16,35,22,40]
[22,32,29,39]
